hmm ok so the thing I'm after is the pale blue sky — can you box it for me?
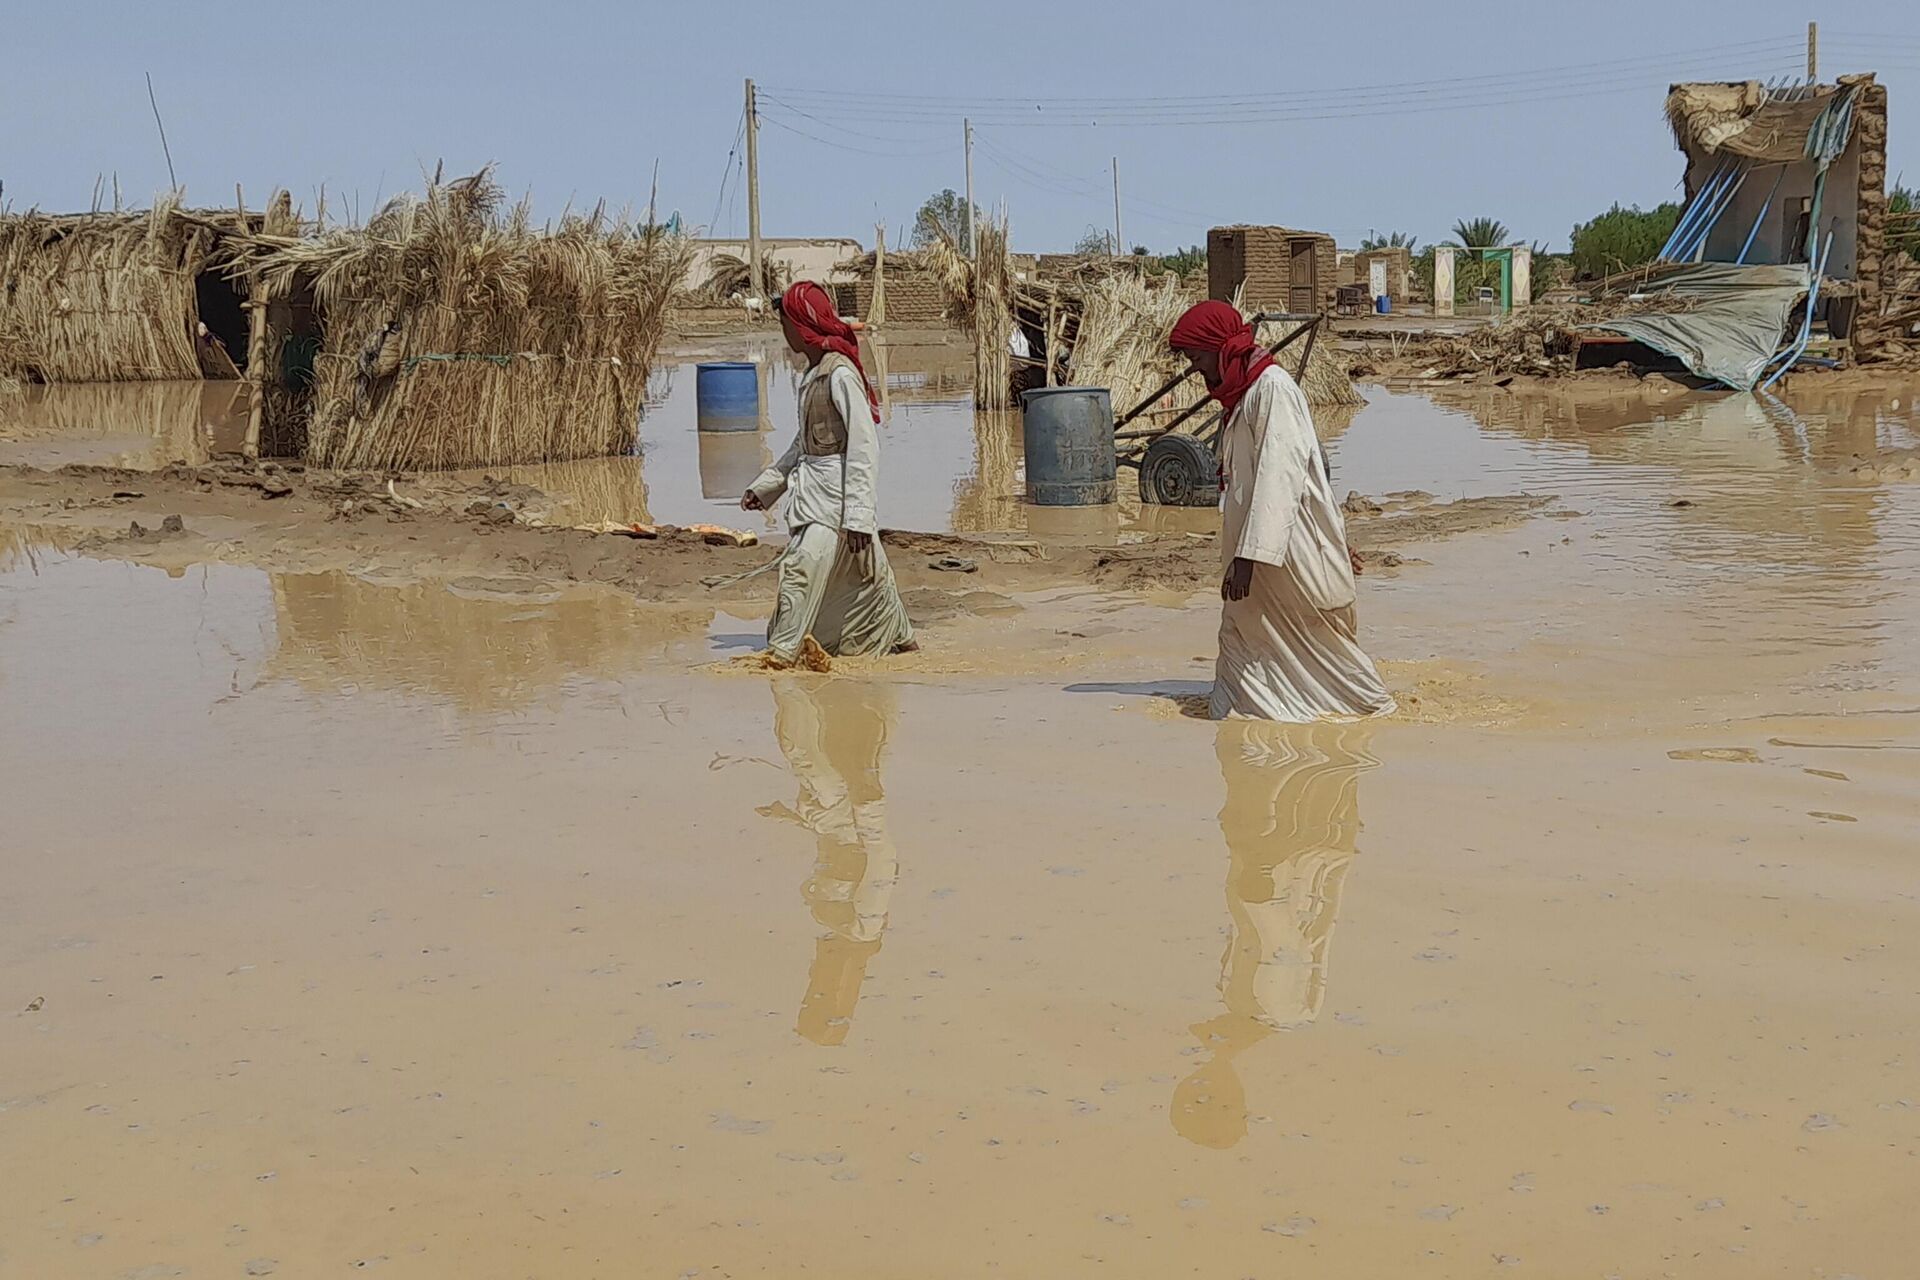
[5,1,1917,252]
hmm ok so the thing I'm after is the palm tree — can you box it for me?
[1450,217,1510,249]
[1360,229,1419,252]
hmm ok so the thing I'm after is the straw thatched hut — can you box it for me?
[227,170,691,470]
[0,197,254,384]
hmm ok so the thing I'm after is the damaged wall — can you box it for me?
[1683,148,1860,279]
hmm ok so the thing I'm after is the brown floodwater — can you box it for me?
[4,377,1920,1277]
[0,380,250,469]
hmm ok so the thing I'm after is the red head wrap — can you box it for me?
[1168,300,1273,420]
[780,280,878,414]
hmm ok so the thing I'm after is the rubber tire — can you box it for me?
[1138,434,1221,506]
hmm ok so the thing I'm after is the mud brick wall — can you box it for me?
[1852,81,1890,356]
[1207,226,1341,314]
[1352,248,1412,300]
[850,272,950,326]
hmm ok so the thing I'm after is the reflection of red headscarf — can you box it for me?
[781,280,878,414]
[1168,300,1273,420]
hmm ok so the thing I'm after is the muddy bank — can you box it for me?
[0,460,1554,605]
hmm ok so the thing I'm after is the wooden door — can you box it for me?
[1288,238,1318,313]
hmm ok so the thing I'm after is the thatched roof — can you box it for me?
[222,169,692,470]
[0,197,255,382]
[1666,74,1874,162]
[227,171,685,338]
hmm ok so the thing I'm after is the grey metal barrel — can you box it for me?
[1019,386,1116,506]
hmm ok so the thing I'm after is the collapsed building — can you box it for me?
[1578,73,1892,386]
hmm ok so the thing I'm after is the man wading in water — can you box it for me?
[743,281,916,667]
[1169,301,1394,722]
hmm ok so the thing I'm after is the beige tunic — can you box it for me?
[1212,366,1395,722]
[749,353,913,661]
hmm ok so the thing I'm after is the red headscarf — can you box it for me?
[780,280,879,414]
[1168,300,1273,420]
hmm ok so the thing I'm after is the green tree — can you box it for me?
[1360,229,1419,252]
[912,189,983,249]
[1568,202,1682,279]
[1450,217,1510,249]
[1890,182,1919,264]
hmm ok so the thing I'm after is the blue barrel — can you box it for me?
[1020,386,1116,506]
[1374,295,1392,315]
[696,361,759,432]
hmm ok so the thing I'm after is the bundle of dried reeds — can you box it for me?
[0,197,225,383]
[227,169,692,470]
[696,253,789,303]
[1072,277,1361,422]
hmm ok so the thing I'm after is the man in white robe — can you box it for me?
[1169,302,1395,722]
[743,282,915,665]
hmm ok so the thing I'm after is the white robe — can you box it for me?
[749,359,913,661]
[1211,366,1396,722]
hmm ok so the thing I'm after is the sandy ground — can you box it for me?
[5,372,1920,1278]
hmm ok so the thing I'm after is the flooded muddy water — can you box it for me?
[5,374,1920,1277]
[0,380,250,469]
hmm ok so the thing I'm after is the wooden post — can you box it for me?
[1807,21,1818,81]
[242,282,268,460]
[1112,156,1123,258]
[230,185,268,461]
[1044,294,1057,386]
[963,118,975,259]
[872,222,890,423]
[745,78,764,300]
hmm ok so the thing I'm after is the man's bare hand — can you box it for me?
[1222,556,1254,602]
[844,529,873,555]
[1349,546,1365,576]
[740,490,764,511]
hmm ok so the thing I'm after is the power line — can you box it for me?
[975,130,1219,223]
[757,112,954,159]
[756,94,947,147]
[761,64,1806,128]
[707,108,744,235]
[762,37,1803,110]
[762,46,1805,126]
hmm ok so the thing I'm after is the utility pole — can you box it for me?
[745,77,764,300]
[1111,156,1123,258]
[963,118,976,259]
[1806,21,1818,81]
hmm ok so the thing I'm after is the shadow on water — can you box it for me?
[1065,679,1213,719]
[1173,720,1378,1149]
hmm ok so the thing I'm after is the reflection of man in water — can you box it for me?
[759,677,899,1046]
[1173,721,1375,1148]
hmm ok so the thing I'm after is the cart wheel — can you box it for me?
[1139,434,1220,506]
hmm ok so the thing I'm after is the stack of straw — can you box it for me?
[227,169,692,471]
[0,196,225,382]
